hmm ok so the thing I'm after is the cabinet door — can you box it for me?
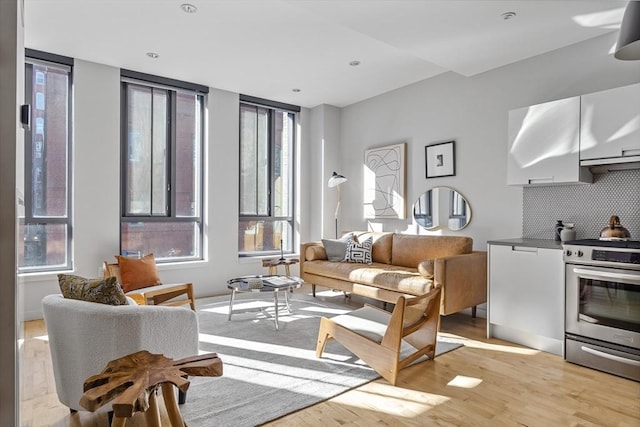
[507,96,585,185]
[489,245,564,341]
[580,83,640,162]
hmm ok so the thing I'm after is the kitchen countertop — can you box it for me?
[487,238,564,250]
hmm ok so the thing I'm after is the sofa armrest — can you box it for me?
[433,251,487,315]
[300,241,324,274]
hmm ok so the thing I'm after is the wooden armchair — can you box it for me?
[103,258,195,310]
[316,285,442,385]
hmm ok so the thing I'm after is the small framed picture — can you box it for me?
[425,140,455,178]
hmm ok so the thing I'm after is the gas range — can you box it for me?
[563,239,640,270]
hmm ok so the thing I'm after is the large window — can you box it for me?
[19,51,73,272]
[239,96,297,256]
[121,71,206,262]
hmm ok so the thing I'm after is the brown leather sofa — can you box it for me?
[300,231,487,316]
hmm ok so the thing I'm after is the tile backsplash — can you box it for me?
[523,169,640,240]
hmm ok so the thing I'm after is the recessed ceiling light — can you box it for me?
[146,52,159,59]
[181,3,198,13]
[292,88,301,93]
[349,60,361,67]
[501,11,516,20]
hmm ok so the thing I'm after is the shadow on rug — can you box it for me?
[180,292,462,426]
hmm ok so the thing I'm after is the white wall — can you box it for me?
[333,32,640,249]
[307,104,343,241]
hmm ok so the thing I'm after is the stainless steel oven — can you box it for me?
[564,240,640,381]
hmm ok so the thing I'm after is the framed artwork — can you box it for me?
[425,140,455,178]
[364,142,406,219]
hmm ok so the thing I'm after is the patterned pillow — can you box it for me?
[58,274,127,306]
[344,237,373,264]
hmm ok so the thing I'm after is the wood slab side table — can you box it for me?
[262,258,300,276]
[80,350,222,427]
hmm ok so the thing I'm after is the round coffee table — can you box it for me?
[226,275,304,330]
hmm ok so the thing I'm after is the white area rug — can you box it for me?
[180,292,462,426]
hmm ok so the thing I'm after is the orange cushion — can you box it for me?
[115,253,162,292]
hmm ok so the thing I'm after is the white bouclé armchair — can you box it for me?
[42,294,199,413]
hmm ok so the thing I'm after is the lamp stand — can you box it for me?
[334,185,342,239]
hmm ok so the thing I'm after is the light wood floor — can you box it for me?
[21,286,640,426]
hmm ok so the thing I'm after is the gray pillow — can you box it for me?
[321,233,355,261]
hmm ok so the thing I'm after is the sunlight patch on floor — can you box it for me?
[447,375,483,389]
[205,353,372,395]
[438,332,539,355]
[331,381,450,417]
[198,332,353,362]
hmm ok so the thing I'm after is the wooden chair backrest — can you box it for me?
[381,285,442,348]
[103,262,122,283]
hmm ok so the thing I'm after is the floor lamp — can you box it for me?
[328,171,347,238]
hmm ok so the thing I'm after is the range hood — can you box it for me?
[581,155,640,173]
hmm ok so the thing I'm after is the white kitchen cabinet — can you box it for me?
[580,82,640,164]
[488,243,564,356]
[507,96,592,186]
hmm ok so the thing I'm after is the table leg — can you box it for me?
[284,288,293,313]
[228,289,236,321]
[285,264,291,276]
[111,416,127,427]
[145,389,161,427]
[273,290,279,330]
[162,383,185,427]
[269,265,277,275]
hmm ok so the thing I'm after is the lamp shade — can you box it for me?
[615,1,640,60]
[328,171,347,188]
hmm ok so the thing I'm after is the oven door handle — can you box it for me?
[580,346,640,367]
[572,268,640,285]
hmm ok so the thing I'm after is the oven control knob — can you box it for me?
[577,250,583,257]
[565,250,572,256]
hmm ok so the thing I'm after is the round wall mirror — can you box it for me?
[413,187,472,231]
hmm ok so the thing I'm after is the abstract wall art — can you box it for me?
[364,142,406,219]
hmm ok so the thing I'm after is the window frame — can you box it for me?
[238,95,299,258]
[120,70,207,263]
[19,50,74,273]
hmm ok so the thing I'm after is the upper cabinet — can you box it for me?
[580,83,640,165]
[507,96,592,186]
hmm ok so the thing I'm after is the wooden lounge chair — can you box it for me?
[316,285,442,385]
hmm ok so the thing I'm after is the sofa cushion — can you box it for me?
[391,234,472,268]
[345,237,373,264]
[58,274,127,306]
[321,232,354,261]
[352,232,393,264]
[303,260,433,295]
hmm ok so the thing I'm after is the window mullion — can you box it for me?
[168,91,176,217]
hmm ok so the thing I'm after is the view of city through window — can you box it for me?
[19,59,71,272]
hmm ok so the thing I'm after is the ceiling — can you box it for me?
[24,0,629,109]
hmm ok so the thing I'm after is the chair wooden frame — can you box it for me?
[316,285,442,385]
[103,262,196,311]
